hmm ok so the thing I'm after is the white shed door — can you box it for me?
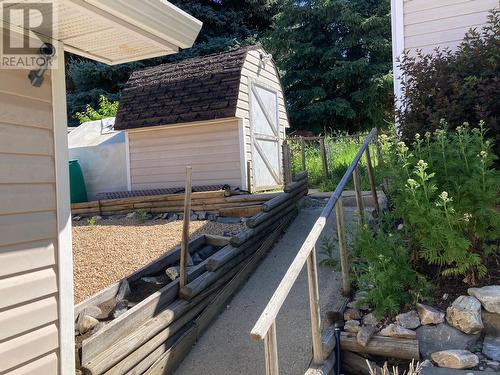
[250,83,281,190]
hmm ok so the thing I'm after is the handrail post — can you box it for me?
[180,166,192,289]
[335,198,350,296]
[264,322,279,375]
[320,137,328,177]
[306,246,323,364]
[352,166,364,224]
[364,145,380,213]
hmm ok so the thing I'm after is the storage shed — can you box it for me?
[114,45,289,192]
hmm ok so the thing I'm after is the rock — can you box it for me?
[468,285,500,314]
[207,214,217,221]
[167,213,178,221]
[112,300,128,319]
[354,290,369,300]
[347,300,369,311]
[92,215,102,221]
[78,315,98,335]
[191,252,203,265]
[116,280,130,301]
[485,360,500,371]
[153,214,163,220]
[363,313,380,326]
[178,213,184,220]
[197,211,207,220]
[141,276,165,285]
[483,334,500,361]
[344,308,362,321]
[190,213,198,221]
[416,323,480,359]
[73,215,82,221]
[80,305,102,319]
[420,360,434,368]
[161,213,169,220]
[344,320,361,333]
[357,325,376,347]
[379,324,416,339]
[431,350,479,369]
[417,303,445,325]
[396,310,421,329]
[126,212,137,219]
[446,295,483,334]
[483,310,500,335]
[165,266,179,281]
[217,216,241,224]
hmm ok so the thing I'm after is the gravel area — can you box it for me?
[72,218,244,304]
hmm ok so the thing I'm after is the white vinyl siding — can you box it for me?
[128,120,243,190]
[403,0,498,54]
[0,69,60,374]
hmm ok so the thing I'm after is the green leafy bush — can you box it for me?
[352,226,431,318]
[74,95,119,124]
[380,122,500,283]
[397,10,500,158]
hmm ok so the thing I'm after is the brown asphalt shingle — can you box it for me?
[114,45,259,130]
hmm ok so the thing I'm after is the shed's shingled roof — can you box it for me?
[114,45,259,130]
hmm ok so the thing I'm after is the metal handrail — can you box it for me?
[250,128,379,375]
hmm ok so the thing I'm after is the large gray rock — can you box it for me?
[468,285,500,314]
[78,315,98,335]
[417,303,445,325]
[431,350,479,369]
[446,295,483,334]
[116,279,131,301]
[379,324,416,339]
[396,310,421,329]
[344,308,361,321]
[483,334,500,361]
[80,305,102,319]
[344,320,361,333]
[483,310,500,335]
[416,323,480,359]
[363,313,380,326]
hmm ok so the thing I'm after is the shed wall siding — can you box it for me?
[236,49,289,190]
[128,120,243,189]
[0,70,61,373]
[403,0,498,54]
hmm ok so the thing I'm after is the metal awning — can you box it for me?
[1,0,202,65]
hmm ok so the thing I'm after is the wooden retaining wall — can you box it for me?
[75,173,308,375]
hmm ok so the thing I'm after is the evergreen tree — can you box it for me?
[66,0,280,125]
[264,0,393,133]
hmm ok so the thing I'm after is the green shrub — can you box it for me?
[74,95,119,124]
[397,9,500,158]
[380,122,500,283]
[352,225,431,318]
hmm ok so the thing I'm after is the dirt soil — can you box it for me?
[72,218,244,303]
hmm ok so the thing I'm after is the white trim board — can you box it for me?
[125,132,132,191]
[123,117,240,134]
[52,41,75,375]
[391,0,405,120]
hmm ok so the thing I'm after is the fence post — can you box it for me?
[352,166,364,224]
[320,137,328,177]
[282,141,292,184]
[179,166,192,288]
[264,322,279,375]
[364,146,380,213]
[306,247,323,364]
[301,137,306,172]
[335,198,350,296]
[247,160,253,194]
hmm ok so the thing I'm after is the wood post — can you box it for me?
[352,166,364,224]
[301,137,306,172]
[320,137,328,177]
[364,146,380,213]
[335,198,350,296]
[306,247,323,365]
[264,322,279,375]
[179,166,192,289]
[247,160,252,194]
[282,141,292,185]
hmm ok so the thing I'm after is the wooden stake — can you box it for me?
[320,137,329,177]
[301,137,306,172]
[364,146,379,213]
[306,247,323,365]
[264,322,279,375]
[247,160,252,194]
[180,166,192,289]
[352,166,364,224]
[282,141,292,184]
[335,198,350,296]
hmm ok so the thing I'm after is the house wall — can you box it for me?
[127,119,243,190]
[236,48,289,190]
[0,70,61,373]
[403,0,498,55]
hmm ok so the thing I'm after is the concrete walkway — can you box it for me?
[175,203,360,375]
